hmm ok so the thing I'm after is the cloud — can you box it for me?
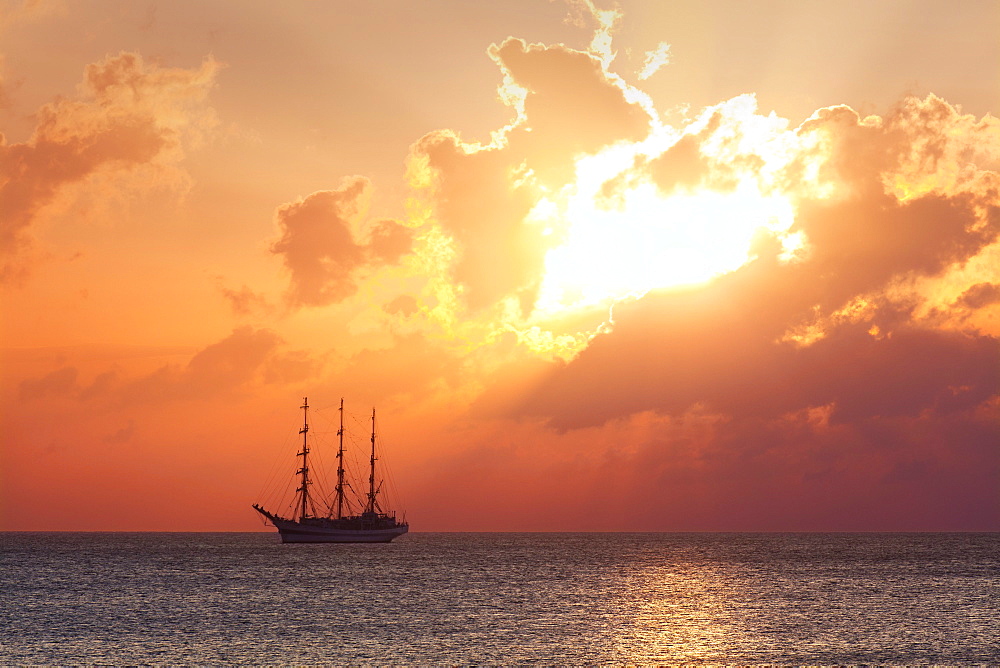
[513,209,998,432]
[0,51,220,281]
[347,20,999,457]
[793,191,996,312]
[416,397,998,530]
[517,269,986,426]
[957,282,1000,310]
[407,130,547,311]
[402,37,655,314]
[637,42,670,80]
[492,37,652,182]
[103,419,135,445]
[121,326,320,402]
[795,95,1000,204]
[218,283,272,317]
[642,132,709,194]
[18,366,78,401]
[367,219,413,264]
[181,326,283,392]
[480,90,1000,532]
[16,327,316,405]
[270,176,413,307]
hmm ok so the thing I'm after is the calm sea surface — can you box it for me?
[1,532,997,664]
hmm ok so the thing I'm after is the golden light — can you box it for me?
[532,153,796,316]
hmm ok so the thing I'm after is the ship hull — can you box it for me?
[273,519,409,543]
[253,504,408,543]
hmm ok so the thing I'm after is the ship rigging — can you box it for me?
[253,398,408,543]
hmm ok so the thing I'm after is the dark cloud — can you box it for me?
[645,132,710,194]
[271,179,368,306]
[515,233,999,431]
[183,326,282,391]
[271,177,413,307]
[16,328,316,406]
[492,38,651,183]
[793,191,998,311]
[123,327,316,402]
[218,283,271,317]
[643,106,766,195]
[421,386,998,530]
[366,219,413,264]
[957,282,1000,310]
[19,366,78,401]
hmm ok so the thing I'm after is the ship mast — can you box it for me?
[295,397,312,520]
[367,407,377,514]
[335,398,346,520]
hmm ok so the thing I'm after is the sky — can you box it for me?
[1,0,998,531]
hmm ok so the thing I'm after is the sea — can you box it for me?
[1,532,997,665]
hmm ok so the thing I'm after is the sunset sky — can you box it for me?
[2,0,998,531]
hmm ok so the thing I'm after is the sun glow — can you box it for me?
[532,167,796,315]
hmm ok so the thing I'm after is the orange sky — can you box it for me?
[2,0,998,531]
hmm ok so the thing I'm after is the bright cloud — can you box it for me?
[637,42,670,80]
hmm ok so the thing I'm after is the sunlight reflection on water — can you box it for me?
[1,532,997,664]
[619,562,737,661]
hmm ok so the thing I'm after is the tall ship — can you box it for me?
[253,398,409,543]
